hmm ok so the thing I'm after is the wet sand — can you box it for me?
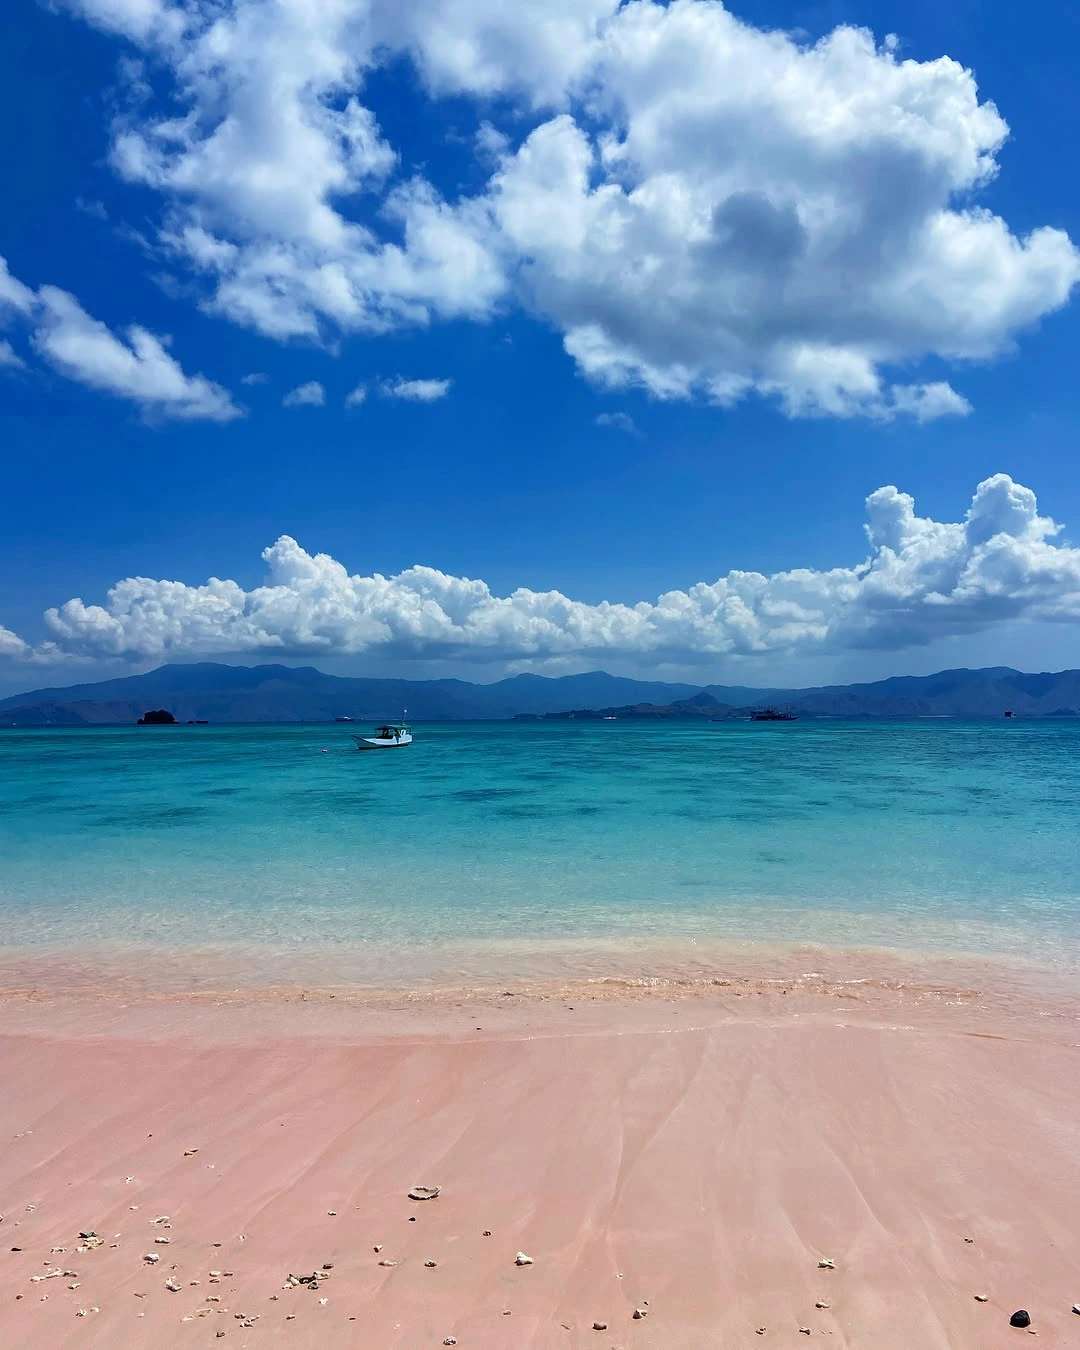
[2,968,1079,1348]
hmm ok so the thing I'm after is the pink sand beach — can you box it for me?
[2,962,1079,1349]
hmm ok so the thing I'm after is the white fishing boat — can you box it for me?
[351,719,413,749]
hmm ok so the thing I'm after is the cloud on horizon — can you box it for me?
[50,0,1079,421]
[4,476,1079,670]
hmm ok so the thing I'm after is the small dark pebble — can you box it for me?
[322,1263,334,1270]
[408,1217,416,1222]
[1010,1311,1031,1329]
[11,1247,22,1252]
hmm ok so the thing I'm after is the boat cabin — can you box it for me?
[352,722,413,749]
[376,724,410,740]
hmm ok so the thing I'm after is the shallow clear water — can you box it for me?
[1,720,1078,984]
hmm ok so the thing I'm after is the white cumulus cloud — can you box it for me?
[1,254,241,421]
[379,376,452,402]
[4,475,1078,667]
[283,380,326,407]
[53,0,1079,420]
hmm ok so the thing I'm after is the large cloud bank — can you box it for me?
[52,0,1079,419]
[4,476,1078,667]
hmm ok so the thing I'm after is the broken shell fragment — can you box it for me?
[817,1258,835,1270]
[408,1186,441,1201]
[974,1294,989,1303]
[515,1252,534,1266]
[633,1307,648,1319]
[592,1321,608,1331]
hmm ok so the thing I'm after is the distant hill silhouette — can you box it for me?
[0,663,699,725]
[0,662,1078,726]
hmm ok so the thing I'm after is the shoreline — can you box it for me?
[2,927,1079,1003]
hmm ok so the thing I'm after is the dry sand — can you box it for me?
[2,968,1079,1349]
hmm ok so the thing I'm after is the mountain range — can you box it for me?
[1,662,1079,725]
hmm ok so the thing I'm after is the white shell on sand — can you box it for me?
[817,1258,835,1269]
[515,1252,534,1266]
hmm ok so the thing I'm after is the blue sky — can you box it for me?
[1,0,1079,694]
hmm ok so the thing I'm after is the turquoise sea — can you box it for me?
[1,720,1078,990]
